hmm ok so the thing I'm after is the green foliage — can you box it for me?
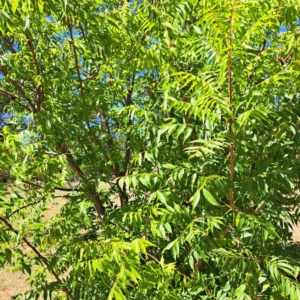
[1,0,300,299]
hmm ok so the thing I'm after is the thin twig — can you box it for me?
[275,51,295,66]
[22,179,82,192]
[26,34,43,111]
[254,203,266,215]
[248,40,266,83]
[68,23,84,99]
[291,144,296,158]
[10,194,74,217]
[68,21,94,134]
[9,200,41,217]
[124,73,135,175]
[146,252,161,265]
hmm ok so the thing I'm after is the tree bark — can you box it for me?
[57,142,106,219]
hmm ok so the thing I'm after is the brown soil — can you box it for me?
[292,223,300,243]
[0,269,29,300]
[0,181,110,300]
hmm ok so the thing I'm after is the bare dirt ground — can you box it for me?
[291,224,300,243]
[0,193,67,300]
[0,181,110,300]
[0,270,29,300]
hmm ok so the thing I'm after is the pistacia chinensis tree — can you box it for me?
[1,0,300,299]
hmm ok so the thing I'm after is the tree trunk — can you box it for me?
[89,187,106,219]
[117,180,129,206]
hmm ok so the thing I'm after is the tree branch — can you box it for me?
[124,73,135,173]
[68,23,84,99]
[0,66,37,112]
[254,202,266,215]
[9,78,37,112]
[227,0,236,213]
[26,35,43,111]
[0,217,74,299]
[9,200,41,217]
[9,194,75,217]
[22,179,82,192]
[275,51,295,66]
[67,21,94,134]
[57,141,106,219]
[0,33,16,53]
[0,88,31,111]
[248,40,266,83]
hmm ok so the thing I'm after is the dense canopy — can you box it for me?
[0,0,300,299]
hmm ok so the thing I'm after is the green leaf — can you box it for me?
[183,127,193,142]
[162,163,177,169]
[193,26,202,34]
[113,290,125,300]
[261,284,270,293]
[191,189,200,210]
[234,284,246,297]
[203,189,219,206]
[12,0,19,13]
[162,22,178,32]
[157,191,167,204]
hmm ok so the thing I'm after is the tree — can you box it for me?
[0,0,300,299]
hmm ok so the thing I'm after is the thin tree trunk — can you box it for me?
[116,180,129,206]
[57,142,106,219]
